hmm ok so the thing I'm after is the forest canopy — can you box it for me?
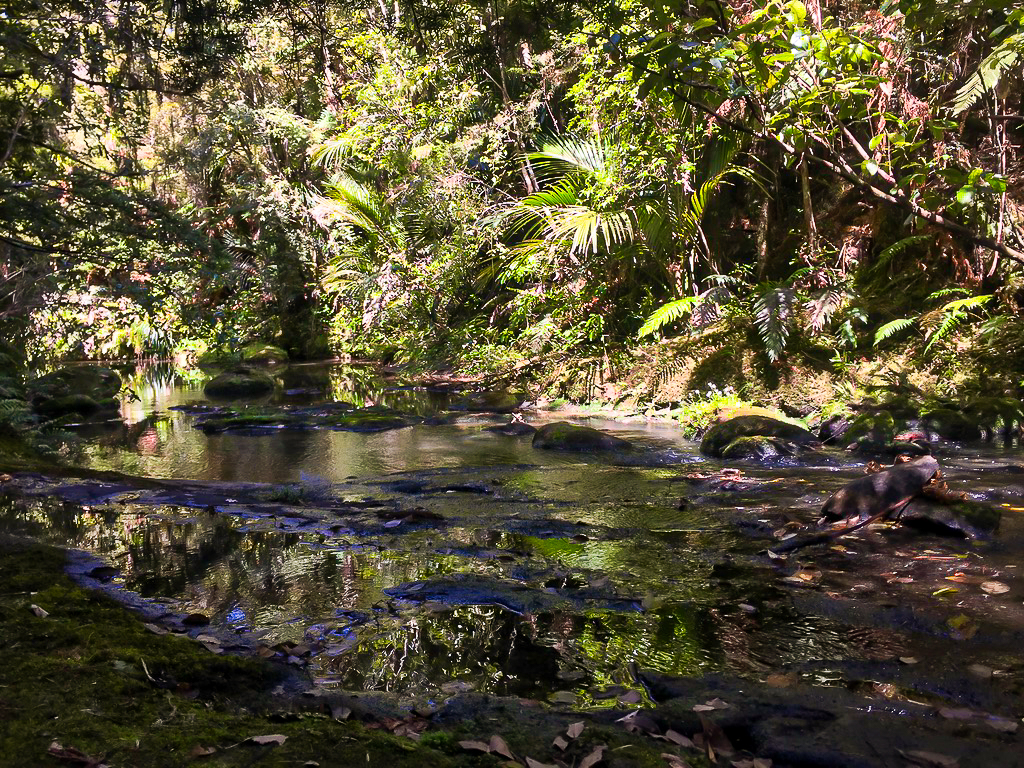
[2,0,1022,386]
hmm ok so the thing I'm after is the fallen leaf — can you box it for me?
[967,663,993,679]
[661,754,692,768]
[897,749,959,767]
[552,736,568,751]
[143,623,168,635]
[692,696,733,716]
[189,746,217,758]
[247,734,287,746]
[617,690,643,704]
[195,634,220,644]
[458,741,491,753]
[699,714,735,758]
[580,745,606,768]
[47,741,109,767]
[567,721,585,739]
[383,519,403,528]
[525,758,557,768]
[30,604,49,619]
[899,657,919,665]
[985,716,1019,733]
[664,729,695,748]
[980,581,1010,595]
[938,708,974,720]
[489,735,514,760]
[932,587,959,596]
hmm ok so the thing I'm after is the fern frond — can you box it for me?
[953,34,1022,114]
[753,284,796,362]
[874,234,930,270]
[873,317,915,346]
[806,289,846,331]
[638,296,700,338]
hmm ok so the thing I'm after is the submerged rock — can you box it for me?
[821,455,939,522]
[451,389,525,414]
[899,498,1001,539]
[192,403,420,433]
[484,421,536,436]
[204,367,276,398]
[532,421,632,452]
[700,412,820,458]
[29,366,121,417]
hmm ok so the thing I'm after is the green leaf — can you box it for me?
[874,317,915,346]
[638,297,700,338]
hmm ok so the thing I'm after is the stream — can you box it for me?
[3,362,1024,718]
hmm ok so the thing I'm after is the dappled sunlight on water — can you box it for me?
[7,362,1024,704]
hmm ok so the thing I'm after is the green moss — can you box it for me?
[0,536,480,768]
[240,343,289,365]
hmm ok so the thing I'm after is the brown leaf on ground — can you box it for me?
[980,581,1009,594]
[46,742,108,768]
[664,730,696,748]
[897,750,960,768]
[567,721,585,739]
[489,735,515,760]
[30,604,49,618]
[524,758,557,768]
[458,740,491,753]
[579,745,606,768]
[552,736,569,751]
[247,734,286,746]
[699,714,736,758]
[661,754,693,768]
[189,746,217,758]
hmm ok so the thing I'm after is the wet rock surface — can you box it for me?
[701,411,821,458]
[532,421,633,451]
[203,366,276,398]
[28,365,121,418]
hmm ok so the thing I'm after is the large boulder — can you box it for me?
[532,421,632,452]
[28,366,121,418]
[204,367,275,399]
[821,455,939,522]
[700,411,820,458]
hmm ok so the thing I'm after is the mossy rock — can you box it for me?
[900,498,1001,539]
[700,414,820,458]
[532,421,632,451]
[240,342,289,365]
[29,366,121,417]
[451,389,525,414]
[485,421,537,436]
[921,408,981,442]
[965,397,1024,433]
[203,368,275,399]
[720,435,796,460]
[844,410,900,450]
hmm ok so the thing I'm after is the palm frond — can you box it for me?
[953,34,1022,114]
[528,136,610,183]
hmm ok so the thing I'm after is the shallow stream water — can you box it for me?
[4,362,1024,710]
